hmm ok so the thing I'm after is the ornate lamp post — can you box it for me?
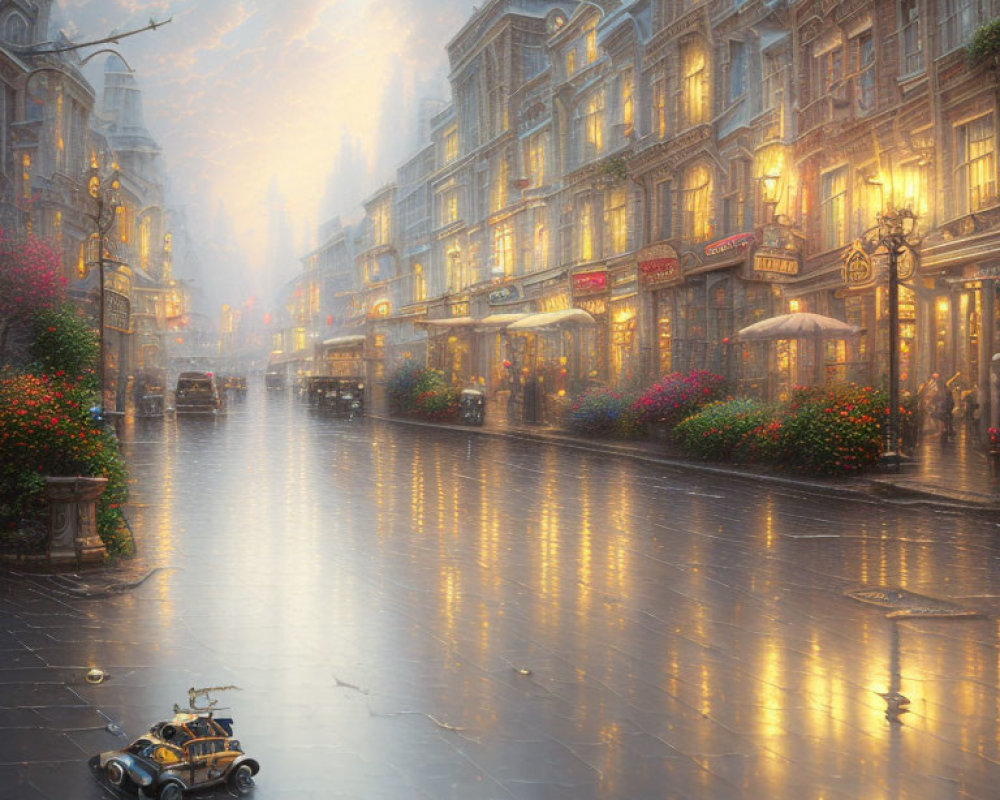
[86,157,121,412]
[876,207,920,469]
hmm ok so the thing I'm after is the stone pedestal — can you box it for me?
[44,477,108,567]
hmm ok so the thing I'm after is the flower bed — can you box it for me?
[0,371,130,553]
[632,370,728,428]
[674,398,775,461]
[386,362,460,421]
[566,386,643,438]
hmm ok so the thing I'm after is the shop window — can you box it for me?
[682,163,712,242]
[681,39,708,126]
[954,114,996,214]
[900,0,923,74]
[820,165,848,250]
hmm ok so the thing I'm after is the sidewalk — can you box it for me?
[373,404,1000,512]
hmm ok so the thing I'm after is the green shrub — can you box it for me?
[30,303,99,389]
[674,398,775,461]
[967,18,1000,67]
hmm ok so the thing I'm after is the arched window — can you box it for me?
[683,163,712,242]
[681,39,708,126]
[5,13,28,46]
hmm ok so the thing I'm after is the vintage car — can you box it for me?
[174,372,224,415]
[306,376,364,417]
[135,370,166,418]
[92,710,259,798]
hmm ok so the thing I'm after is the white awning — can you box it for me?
[506,309,596,331]
[477,313,528,329]
[321,334,366,348]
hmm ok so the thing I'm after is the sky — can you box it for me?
[53,0,481,304]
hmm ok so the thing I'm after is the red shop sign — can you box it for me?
[572,270,608,295]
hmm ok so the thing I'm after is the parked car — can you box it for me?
[305,375,364,417]
[174,372,224,415]
[135,370,166,418]
[92,710,259,798]
[264,371,285,391]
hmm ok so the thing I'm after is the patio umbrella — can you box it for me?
[736,312,860,341]
[736,312,860,385]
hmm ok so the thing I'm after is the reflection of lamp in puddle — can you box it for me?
[879,617,911,723]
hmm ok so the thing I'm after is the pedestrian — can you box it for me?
[918,372,945,436]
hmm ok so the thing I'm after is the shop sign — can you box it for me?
[572,270,608,296]
[488,284,520,305]
[704,232,755,257]
[449,299,469,317]
[638,242,681,287]
[753,252,799,277]
[104,290,130,333]
[843,241,874,287]
[971,262,1000,280]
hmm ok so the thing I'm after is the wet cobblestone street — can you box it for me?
[3,390,1000,799]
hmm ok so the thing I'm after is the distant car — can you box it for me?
[264,371,285,391]
[92,711,259,798]
[174,372,224,415]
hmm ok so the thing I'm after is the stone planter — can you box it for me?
[43,476,108,568]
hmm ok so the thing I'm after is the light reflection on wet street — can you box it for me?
[4,388,1000,799]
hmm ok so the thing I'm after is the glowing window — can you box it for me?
[955,114,995,214]
[682,164,712,242]
[682,40,708,126]
[493,222,514,276]
[820,165,848,250]
[578,200,594,262]
[605,186,627,255]
[586,29,597,64]
[621,70,634,135]
[444,126,458,164]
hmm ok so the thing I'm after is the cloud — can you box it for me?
[56,0,480,302]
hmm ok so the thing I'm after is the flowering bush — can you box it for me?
[386,362,460,421]
[0,234,64,365]
[567,386,642,438]
[632,370,728,428]
[768,384,889,476]
[674,398,776,461]
[0,371,130,554]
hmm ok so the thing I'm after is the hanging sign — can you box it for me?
[104,290,130,333]
[488,284,520,305]
[843,241,874,287]
[637,242,681,287]
[704,232,756,257]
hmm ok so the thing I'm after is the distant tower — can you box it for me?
[100,54,161,184]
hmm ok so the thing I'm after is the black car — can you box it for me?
[93,711,259,798]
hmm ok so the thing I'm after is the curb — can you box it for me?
[369,413,1000,513]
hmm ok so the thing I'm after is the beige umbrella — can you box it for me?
[736,312,860,384]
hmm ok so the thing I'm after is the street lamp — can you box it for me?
[87,156,121,412]
[876,207,919,469]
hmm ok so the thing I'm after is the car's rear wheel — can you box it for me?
[229,763,255,795]
[105,761,134,790]
[157,782,183,800]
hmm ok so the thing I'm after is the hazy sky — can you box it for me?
[54,0,480,290]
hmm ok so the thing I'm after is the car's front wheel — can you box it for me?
[157,782,184,800]
[229,763,255,795]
